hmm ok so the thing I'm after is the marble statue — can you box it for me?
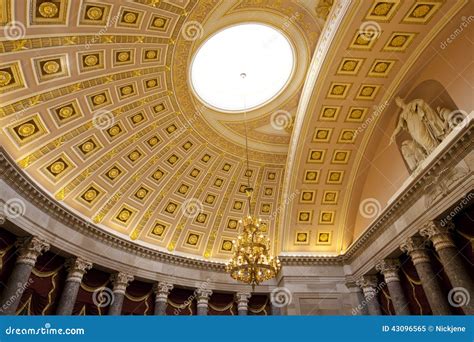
[400,140,426,172]
[390,97,446,154]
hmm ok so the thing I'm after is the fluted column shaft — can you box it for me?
[153,282,173,315]
[56,257,93,315]
[0,237,49,315]
[195,288,212,316]
[356,275,382,315]
[376,259,410,315]
[235,292,251,316]
[420,221,474,315]
[400,236,451,315]
[107,272,134,316]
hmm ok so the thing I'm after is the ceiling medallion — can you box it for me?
[226,74,280,288]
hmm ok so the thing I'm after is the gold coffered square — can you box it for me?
[163,201,179,216]
[133,185,152,202]
[214,177,224,188]
[184,231,202,248]
[142,49,161,63]
[77,183,104,208]
[226,218,239,230]
[150,221,168,239]
[113,205,137,226]
[295,231,310,245]
[166,154,179,166]
[349,30,379,50]
[117,83,137,99]
[322,190,339,204]
[266,171,277,181]
[31,0,68,25]
[189,168,201,179]
[326,170,344,184]
[42,153,75,183]
[103,163,125,184]
[300,190,316,204]
[307,149,326,163]
[263,187,274,197]
[346,107,368,122]
[126,149,144,164]
[0,62,25,94]
[327,82,351,99]
[205,193,217,205]
[260,203,272,215]
[365,0,400,21]
[232,200,244,211]
[113,49,135,66]
[33,54,69,83]
[75,136,102,159]
[303,170,320,184]
[86,90,112,110]
[316,231,332,245]
[149,15,170,31]
[129,111,146,127]
[175,183,190,196]
[151,168,166,182]
[194,212,208,225]
[313,128,333,143]
[79,2,112,26]
[7,114,48,147]
[165,124,177,134]
[355,84,381,100]
[182,141,194,151]
[117,6,144,28]
[220,239,234,253]
[78,50,104,73]
[297,210,313,224]
[319,211,335,225]
[146,135,161,149]
[331,150,351,164]
[383,32,416,52]
[402,2,441,24]
[105,122,125,141]
[336,58,364,75]
[338,129,356,144]
[319,106,341,121]
[368,59,396,77]
[144,78,160,91]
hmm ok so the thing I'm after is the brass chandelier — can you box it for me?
[225,73,281,289]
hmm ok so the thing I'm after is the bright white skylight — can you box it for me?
[191,23,294,112]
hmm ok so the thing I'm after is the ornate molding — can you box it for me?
[65,257,93,283]
[375,259,400,283]
[419,220,456,251]
[110,272,134,294]
[15,236,50,266]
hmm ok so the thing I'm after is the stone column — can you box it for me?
[56,257,92,315]
[347,280,369,315]
[195,288,212,316]
[235,292,251,316]
[153,282,173,315]
[376,259,410,315]
[107,272,134,316]
[400,236,451,315]
[0,236,49,315]
[420,221,474,314]
[356,275,382,315]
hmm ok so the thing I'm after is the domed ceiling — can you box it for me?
[0,0,466,261]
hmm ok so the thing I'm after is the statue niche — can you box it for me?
[390,97,459,173]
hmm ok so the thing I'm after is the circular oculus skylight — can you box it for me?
[190,23,294,112]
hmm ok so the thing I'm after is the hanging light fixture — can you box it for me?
[225,73,281,290]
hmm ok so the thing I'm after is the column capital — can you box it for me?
[15,236,50,266]
[110,272,134,294]
[376,259,400,283]
[153,282,173,302]
[400,236,431,265]
[235,292,251,303]
[195,288,213,305]
[419,221,455,251]
[356,275,378,290]
[65,257,92,283]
